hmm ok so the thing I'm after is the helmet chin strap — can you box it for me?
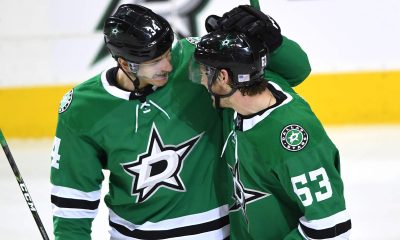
[214,95,221,109]
[207,71,236,109]
[118,63,141,91]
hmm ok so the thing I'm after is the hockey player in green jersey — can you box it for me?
[51,4,232,239]
[193,6,352,240]
[51,4,311,240]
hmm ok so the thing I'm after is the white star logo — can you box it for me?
[280,124,308,151]
[111,28,120,36]
[288,131,300,144]
[229,161,270,222]
[122,124,202,203]
[222,39,230,46]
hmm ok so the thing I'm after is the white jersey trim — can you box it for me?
[51,184,101,201]
[110,205,229,231]
[299,209,351,230]
[298,227,351,240]
[298,209,351,239]
[101,69,131,100]
[52,205,98,219]
[240,81,293,131]
[109,209,138,231]
[109,205,230,239]
[109,225,230,240]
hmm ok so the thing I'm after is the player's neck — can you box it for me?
[232,89,276,116]
[116,69,149,91]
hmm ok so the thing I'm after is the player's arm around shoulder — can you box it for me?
[171,37,198,66]
[266,36,312,87]
[168,37,198,81]
[203,5,311,87]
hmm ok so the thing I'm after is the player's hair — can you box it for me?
[237,79,269,96]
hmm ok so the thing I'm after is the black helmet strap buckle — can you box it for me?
[118,63,141,94]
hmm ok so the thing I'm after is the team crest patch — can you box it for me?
[280,124,308,151]
[59,89,73,113]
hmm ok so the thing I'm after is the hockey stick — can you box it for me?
[249,0,260,10]
[0,129,50,240]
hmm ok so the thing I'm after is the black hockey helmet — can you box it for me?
[194,31,267,88]
[103,4,174,64]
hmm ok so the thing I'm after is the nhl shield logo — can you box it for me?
[280,124,308,151]
[59,89,73,113]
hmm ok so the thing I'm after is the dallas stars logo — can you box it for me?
[110,27,120,36]
[280,124,309,151]
[220,35,234,49]
[221,39,231,47]
[59,89,73,113]
[122,124,202,203]
[229,161,270,222]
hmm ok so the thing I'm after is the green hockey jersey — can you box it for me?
[51,35,311,240]
[50,38,232,240]
[222,74,352,239]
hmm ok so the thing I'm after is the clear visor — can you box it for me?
[128,50,171,73]
[189,57,217,86]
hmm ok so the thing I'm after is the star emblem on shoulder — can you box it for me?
[122,124,202,203]
[229,161,270,222]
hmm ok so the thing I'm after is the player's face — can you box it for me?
[137,50,173,87]
[199,66,230,108]
[199,65,211,89]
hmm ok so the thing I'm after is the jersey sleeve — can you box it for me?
[274,130,351,239]
[50,117,105,240]
[266,36,311,87]
[169,37,197,87]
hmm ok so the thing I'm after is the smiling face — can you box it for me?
[136,49,173,87]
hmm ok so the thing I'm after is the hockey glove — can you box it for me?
[205,15,221,32]
[205,5,283,52]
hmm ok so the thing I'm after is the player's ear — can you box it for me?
[219,69,231,88]
[118,58,129,69]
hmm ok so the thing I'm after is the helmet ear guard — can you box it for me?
[128,62,139,73]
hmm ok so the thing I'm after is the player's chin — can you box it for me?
[152,78,168,87]
[152,77,169,86]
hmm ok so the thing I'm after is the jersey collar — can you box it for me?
[235,81,293,132]
[101,67,160,101]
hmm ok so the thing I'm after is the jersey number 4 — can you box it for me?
[51,137,61,169]
[291,167,333,207]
